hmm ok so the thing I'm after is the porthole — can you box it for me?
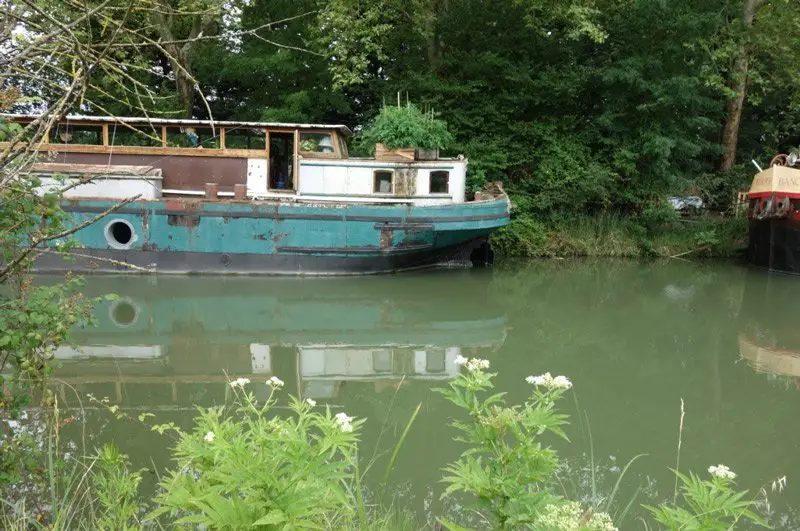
[108,298,139,327]
[104,219,136,249]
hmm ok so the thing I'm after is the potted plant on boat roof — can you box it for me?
[358,100,454,161]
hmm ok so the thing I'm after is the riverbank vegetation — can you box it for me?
[6,0,798,255]
[1,365,777,529]
[492,213,749,259]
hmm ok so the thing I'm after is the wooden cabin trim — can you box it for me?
[297,128,342,158]
[294,129,300,191]
[11,142,270,159]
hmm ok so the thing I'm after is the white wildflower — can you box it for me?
[305,398,317,407]
[454,355,469,366]
[526,372,572,390]
[463,358,490,372]
[536,501,617,531]
[266,376,284,388]
[526,373,551,386]
[708,464,736,480]
[334,412,355,433]
[203,431,215,443]
[552,375,572,389]
[229,377,250,388]
[334,412,354,425]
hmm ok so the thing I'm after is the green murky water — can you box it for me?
[53,261,800,527]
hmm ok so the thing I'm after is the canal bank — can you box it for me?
[491,213,748,259]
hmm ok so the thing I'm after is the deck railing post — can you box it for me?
[205,182,219,199]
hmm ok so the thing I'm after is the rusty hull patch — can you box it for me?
[379,230,392,250]
[167,214,201,227]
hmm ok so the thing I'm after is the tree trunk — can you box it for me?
[719,52,748,172]
[170,47,196,118]
[718,0,764,172]
[152,7,209,118]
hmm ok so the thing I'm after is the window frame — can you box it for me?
[48,123,105,146]
[373,170,394,194]
[429,170,450,195]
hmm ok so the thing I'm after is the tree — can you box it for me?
[710,0,800,170]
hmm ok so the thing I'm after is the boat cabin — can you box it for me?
[3,114,467,206]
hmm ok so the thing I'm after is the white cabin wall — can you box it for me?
[298,159,468,205]
[450,164,467,203]
[38,175,162,200]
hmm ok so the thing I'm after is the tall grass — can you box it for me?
[492,212,748,259]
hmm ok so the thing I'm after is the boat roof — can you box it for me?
[1,113,353,136]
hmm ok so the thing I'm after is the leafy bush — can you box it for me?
[9,371,772,530]
[149,377,366,529]
[646,467,767,529]
[693,164,753,213]
[357,103,454,151]
[491,216,551,257]
[435,359,615,529]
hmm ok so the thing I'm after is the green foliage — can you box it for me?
[646,469,768,530]
[90,444,144,531]
[491,211,747,259]
[149,381,365,529]
[436,361,577,528]
[694,165,754,212]
[357,103,454,151]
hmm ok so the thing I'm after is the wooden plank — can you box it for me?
[294,128,300,191]
[0,141,269,159]
[375,143,415,162]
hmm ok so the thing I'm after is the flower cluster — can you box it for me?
[525,372,572,390]
[305,398,317,407]
[334,412,354,433]
[708,464,736,480]
[266,376,284,389]
[229,377,250,388]
[204,431,215,443]
[536,501,617,531]
[454,356,490,372]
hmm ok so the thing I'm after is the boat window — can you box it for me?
[49,124,103,145]
[336,132,349,157]
[225,127,266,149]
[166,126,219,149]
[374,170,393,193]
[299,132,334,153]
[430,170,449,194]
[269,132,295,190]
[109,125,162,147]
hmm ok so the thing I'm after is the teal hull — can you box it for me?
[37,196,510,274]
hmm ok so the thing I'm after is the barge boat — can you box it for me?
[746,154,800,273]
[4,114,510,275]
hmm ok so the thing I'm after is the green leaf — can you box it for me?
[252,510,287,526]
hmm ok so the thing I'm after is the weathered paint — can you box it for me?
[38,196,510,274]
[54,152,249,192]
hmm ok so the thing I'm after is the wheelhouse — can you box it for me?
[2,114,468,206]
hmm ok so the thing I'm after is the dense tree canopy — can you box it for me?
[8,0,800,217]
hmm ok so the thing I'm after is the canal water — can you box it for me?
[52,260,800,527]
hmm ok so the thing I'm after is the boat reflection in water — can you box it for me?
[738,269,800,385]
[52,273,507,405]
